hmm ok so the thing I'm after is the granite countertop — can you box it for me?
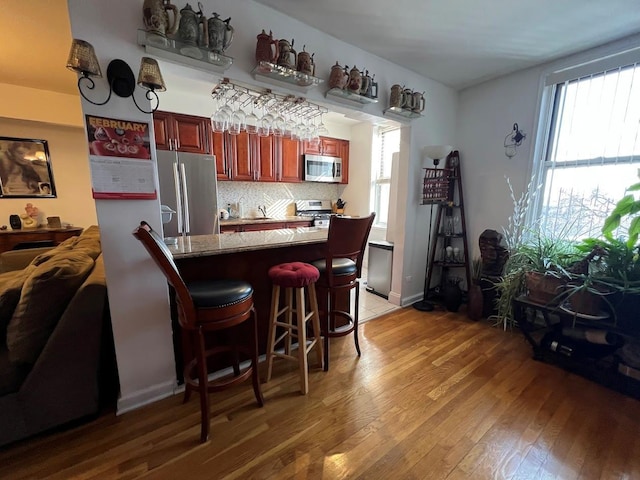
[220,216,311,227]
[168,227,328,259]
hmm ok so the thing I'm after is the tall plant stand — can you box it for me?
[423,150,471,309]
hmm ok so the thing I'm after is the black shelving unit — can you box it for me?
[424,151,471,299]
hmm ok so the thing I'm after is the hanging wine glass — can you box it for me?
[245,99,259,135]
[211,94,231,133]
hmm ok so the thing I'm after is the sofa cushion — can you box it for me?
[0,267,34,344]
[6,252,95,365]
[0,346,29,395]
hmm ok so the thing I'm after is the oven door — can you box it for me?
[304,155,342,183]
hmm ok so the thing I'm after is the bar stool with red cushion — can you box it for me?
[311,213,375,371]
[133,221,263,443]
[265,261,323,394]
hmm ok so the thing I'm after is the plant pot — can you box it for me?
[525,271,566,306]
[467,283,483,321]
[443,281,463,312]
[565,286,606,316]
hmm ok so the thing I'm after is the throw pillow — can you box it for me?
[6,252,94,365]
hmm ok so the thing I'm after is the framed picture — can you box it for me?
[0,137,56,198]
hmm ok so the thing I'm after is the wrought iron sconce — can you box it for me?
[66,39,166,114]
[504,123,526,158]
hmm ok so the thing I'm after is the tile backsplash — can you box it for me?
[218,181,341,218]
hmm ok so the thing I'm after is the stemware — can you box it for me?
[245,101,259,135]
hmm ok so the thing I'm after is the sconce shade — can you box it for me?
[422,145,453,161]
[66,39,102,77]
[137,57,166,92]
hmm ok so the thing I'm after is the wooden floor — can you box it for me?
[1,307,640,479]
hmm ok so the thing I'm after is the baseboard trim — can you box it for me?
[116,380,176,415]
[400,292,424,307]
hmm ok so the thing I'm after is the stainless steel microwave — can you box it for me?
[304,154,342,183]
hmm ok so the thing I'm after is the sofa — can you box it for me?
[0,226,115,447]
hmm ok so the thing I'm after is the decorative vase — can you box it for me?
[443,279,463,312]
[467,283,483,321]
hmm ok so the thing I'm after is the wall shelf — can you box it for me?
[325,87,378,106]
[383,106,424,120]
[252,61,324,92]
[137,30,232,73]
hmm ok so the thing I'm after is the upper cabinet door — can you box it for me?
[320,137,341,157]
[210,131,228,181]
[153,112,172,151]
[171,114,209,154]
[280,137,302,183]
[230,131,254,181]
[302,139,321,155]
[257,135,277,182]
[339,139,349,184]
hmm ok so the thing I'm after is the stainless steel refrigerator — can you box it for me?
[156,150,219,238]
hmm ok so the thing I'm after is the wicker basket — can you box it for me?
[422,167,452,204]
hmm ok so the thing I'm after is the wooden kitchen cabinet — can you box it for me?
[224,132,277,182]
[220,219,312,233]
[279,137,302,183]
[153,111,210,154]
[339,139,349,184]
[210,131,229,181]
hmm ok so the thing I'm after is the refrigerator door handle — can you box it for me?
[172,161,184,234]
[180,162,191,234]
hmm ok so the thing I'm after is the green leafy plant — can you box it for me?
[602,182,640,248]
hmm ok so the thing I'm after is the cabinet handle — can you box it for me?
[168,139,173,150]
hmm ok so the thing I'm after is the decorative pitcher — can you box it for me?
[389,84,405,108]
[348,65,362,93]
[208,13,234,54]
[143,0,179,37]
[296,45,315,76]
[277,39,297,69]
[178,3,208,50]
[255,29,279,64]
[402,88,415,110]
[412,91,426,113]
[328,62,349,89]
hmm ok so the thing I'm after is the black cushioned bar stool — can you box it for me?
[311,213,375,371]
[265,262,323,394]
[133,221,263,443]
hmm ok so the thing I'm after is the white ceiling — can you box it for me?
[2,1,640,98]
[254,0,640,89]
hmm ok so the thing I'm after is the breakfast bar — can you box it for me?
[168,227,336,375]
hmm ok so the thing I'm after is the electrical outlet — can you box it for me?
[405,275,412,282]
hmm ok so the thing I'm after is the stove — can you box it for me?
[296,199,333,228]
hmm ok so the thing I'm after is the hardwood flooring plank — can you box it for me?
[0,308,639,479]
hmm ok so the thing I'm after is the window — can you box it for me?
[536,58,640,240]
[371,128,400,227]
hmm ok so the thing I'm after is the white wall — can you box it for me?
[0,118,98,228]
[66,0,458,411]
[457,33,640,261]
[67,0,177,413]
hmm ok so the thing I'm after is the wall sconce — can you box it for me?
[504,123,526,158]
[66,39,166,114]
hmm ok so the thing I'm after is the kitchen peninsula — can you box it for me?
[169,227,334,355]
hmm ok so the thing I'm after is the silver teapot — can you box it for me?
[207,13,234,54]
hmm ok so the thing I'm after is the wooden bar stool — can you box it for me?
[265,262,324,394]
[311,213,376,371]
[133,221,264,443]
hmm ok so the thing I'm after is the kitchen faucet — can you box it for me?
[258,205,267,218]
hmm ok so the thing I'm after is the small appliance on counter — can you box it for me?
[295,199,334,228]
